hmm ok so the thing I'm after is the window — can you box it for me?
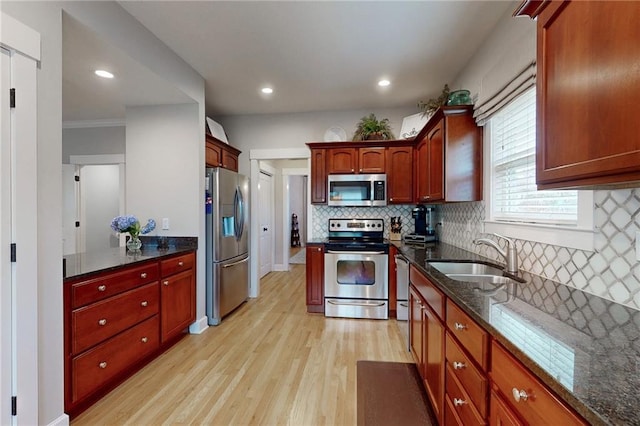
[485,87,594,250]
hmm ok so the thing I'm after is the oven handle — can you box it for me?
[326,250,386,255]
[327,300,386,307]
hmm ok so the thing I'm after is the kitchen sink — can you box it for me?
[427,261,526,285]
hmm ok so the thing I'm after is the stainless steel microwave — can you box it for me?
[327,174,387,207]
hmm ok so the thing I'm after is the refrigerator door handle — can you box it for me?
[236,186,245,239]
[233,187,240,240]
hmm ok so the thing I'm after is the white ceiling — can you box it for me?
[63,1,514,121]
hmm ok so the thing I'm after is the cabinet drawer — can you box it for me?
[71,263,159,309]
[72,282,159,355]
[446,332,487,418]
[410,265,445,320]
[71,315,159,403]
[160,252,194,277]
[491,342,587,425]
[445,364,486,426]
[446,300,488,371]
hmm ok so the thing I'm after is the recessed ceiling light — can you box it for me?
[378,79,391,87]
[95,70,114,79]
[261,87,273,94]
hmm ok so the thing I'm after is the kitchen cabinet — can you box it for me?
[327,147,386,174]
[305,244,324,313]
[64,251,196,417]
[386,145,414,204]
[490,341,587,425]
[310,149,327,204]
[388,244,398,318]
[358,147,386,173]
[206,134,241,172]
[414,106,482,203]
[516,1,640,189]
[160,252,196,343]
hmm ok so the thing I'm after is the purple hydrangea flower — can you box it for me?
[141,219,156,234]
[110,215,155,236]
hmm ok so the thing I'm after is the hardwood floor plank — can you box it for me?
[72,265,413,425]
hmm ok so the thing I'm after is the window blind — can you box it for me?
[491,88,578,224]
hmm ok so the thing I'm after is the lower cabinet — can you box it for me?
[64,251,196,417]
[305,244,324,313]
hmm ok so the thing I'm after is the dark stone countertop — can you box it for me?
[394,241,640,426]
[63,237,197,282]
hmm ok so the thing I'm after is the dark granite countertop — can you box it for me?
[63,237,197,282]
[394,241,639,426]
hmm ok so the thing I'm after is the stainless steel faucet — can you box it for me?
[473,233,519,274]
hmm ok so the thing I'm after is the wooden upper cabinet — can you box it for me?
[310,148,327,204]
[205,134,241,172]
[327,147,357,174]
[387,145,413,204]
[358,147,386,173]
[517,1,640,189]
[414,106,481,203]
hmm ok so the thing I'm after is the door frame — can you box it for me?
[281,168,309,272]
[249,148,309,298]
[257,164,275,278]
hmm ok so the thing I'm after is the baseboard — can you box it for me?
[188,316,209,334]
[273,263,289,272]
[47,413,70,426]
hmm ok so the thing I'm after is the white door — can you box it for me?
[62,164,79,255]
[79,164,120,253]
[258,171,273,278]
[0,46,13,426]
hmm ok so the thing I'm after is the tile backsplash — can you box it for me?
[311,205,414,239]
[439,189,640,312]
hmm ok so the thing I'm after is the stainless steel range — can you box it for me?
[324,218,389,319]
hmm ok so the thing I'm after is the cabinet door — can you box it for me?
[160,269,195,343]
[310,149,327,204]
[415,137,429,203]
[387,146,413,204]
[327,148,357,174]
[535,1,640,189]
[424,304,445,424]
[427,120,444,201]
[305,245,324,313]
[490,391,523,426]
[206,142,223,168]
[358,147,385,173]
[221,149,239,172]
[409,287,424,375]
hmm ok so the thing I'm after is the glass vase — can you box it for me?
[127,235,142,251]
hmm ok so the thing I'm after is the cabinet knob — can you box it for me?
[141,337,148,343]
[97,284,106,292]
[512,388,529,402]
[140,272,147,279]
[98,319,107,326]
[453,398,467,407]
[178,261,184,267]
[141,301,148,307]
[351,168,355,172]
[99,362,107,369]
[359,168,362,172]
[163,280,169,286]
[389,198,393,202]
[453,361,466,370]
[454,322,467,330]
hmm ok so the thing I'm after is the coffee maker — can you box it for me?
[404,205,436,243]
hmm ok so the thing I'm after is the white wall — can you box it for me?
[62,126,125,163]
[1,2,205,423]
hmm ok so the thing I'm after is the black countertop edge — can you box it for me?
[394,241,625,426]
[63,237,197,282]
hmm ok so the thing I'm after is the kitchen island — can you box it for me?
[396,241,638,425]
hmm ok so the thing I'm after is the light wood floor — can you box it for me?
[72,265,412,425]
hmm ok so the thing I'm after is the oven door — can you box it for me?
[324,251,388,300]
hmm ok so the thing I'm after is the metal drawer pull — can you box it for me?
[140,272,147,279]
[97,285,106,292]
[453,361,466,370]
[453,398,467,407]
[141,301,148,307]
[98,319,107,326]
[327,300,385,307]
[141,337,148,343]
[163,280,169,286]
[99,362,107,369]
[178,261,184,267]
[454,322,467,330]
[512,388,529,402]
[222,257,249,268]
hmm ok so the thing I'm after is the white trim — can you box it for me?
[46,414,70,426]
[273,264,288,272]
[282,167,308,176]
[188,316,209,334]
[62,119,125,129]
[69,154,125,165]
[250,148,309,160]
[0,12,40,61]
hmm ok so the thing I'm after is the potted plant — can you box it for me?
[418,84,450,118]
[352,113,395,141]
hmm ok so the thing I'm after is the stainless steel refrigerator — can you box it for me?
[205,167,249,325]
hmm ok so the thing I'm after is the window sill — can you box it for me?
[483,221,595,252]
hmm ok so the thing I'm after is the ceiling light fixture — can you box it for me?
[95,69,114,79]
[261,87,273,94]
[378,79,391,87]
